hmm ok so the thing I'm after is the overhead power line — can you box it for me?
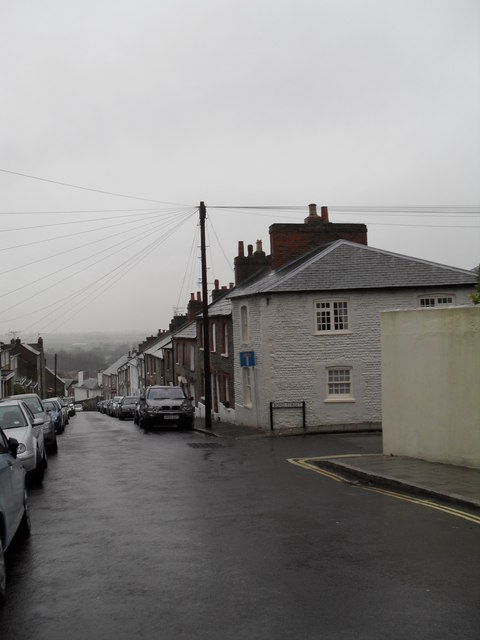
[0,167,188,206]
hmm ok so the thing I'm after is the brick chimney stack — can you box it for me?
[234,238,270,286]
[270,203,367,270]
[187,292,203,321]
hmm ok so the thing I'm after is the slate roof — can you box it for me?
[75,378,102,390]
[103,353,130,375]
[228,240,477,298]
[208,294,232,317]
[144,332,173,356]
[173,321,197,340]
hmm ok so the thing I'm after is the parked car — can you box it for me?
[50,397,69,427]
[0,427,31,599]
[5,393,57,455]
[63,398,75,416]
[74,404,83,412]
[43,399,64,434]
[109,396,123,417]
[117,396,138,420]
[137,386,194,430]
[0,400,47,485]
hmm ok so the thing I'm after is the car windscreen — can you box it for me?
[43,401,57,412]
[147,388,185,400]
[123,397,138,404]
[21,396,43,414]
[0,405,29,429]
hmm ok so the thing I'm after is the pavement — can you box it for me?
[193,418,480,510]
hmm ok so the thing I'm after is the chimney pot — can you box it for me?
[238,241,244,257]
[248,244,253,256]
[256,239,263,253]
[308,203,318,217]
[197,292,201,302]
[215,279,219,289]
[321,206,329,223]
[190,292,195,301]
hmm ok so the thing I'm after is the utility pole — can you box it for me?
[199,201,212,429]
[54,353,57,396]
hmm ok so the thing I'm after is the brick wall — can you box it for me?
[269,221,368,270]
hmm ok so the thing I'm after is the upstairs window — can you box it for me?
[241,305,248,343]
[315,300,350,334]
[419,295,454,307]
[221,321,229,356]
[211,322,217,353]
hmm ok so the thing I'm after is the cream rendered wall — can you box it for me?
[381,307,480,468]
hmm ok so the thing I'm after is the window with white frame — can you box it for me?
[419,295,455,307]
[315,300,350,333]
[243,367,252,407]
[241,305,248,343]
[190,344,195,371]
[222,321,229,356]
[211,322,217,353]
[326,367,353,400]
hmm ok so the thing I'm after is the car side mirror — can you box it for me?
[33,417,44,427]
[8,437,19,458]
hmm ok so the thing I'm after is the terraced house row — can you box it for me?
[101,204,477,433]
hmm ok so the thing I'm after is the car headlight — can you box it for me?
[17,443,26,454]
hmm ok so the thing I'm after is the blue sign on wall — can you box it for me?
[240,351,255,367]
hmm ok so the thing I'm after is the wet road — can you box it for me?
[1,412,479,639]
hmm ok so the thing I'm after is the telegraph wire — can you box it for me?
[0,215,179,313]
[0,209,190,251]
[43,210,198,333]
[0,167,189,206]
[175,222,200,312]
[19,210,198,333]
[0,208,197,277]
[0,208,187,233]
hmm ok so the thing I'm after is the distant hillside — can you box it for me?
[40,331,147,377]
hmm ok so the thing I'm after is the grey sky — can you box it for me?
[1,0,479,338]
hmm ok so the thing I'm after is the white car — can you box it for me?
[0,427,30,599]
[0,400,47,485]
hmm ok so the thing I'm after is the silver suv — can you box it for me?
[137,386,194,430]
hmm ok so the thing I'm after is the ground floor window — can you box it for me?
[243,367,252,407]
[326,367,353,401]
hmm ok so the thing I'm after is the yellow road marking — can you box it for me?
[287,457,344,482]
[288,456,480,525]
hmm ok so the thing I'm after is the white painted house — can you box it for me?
[229,240,476,432]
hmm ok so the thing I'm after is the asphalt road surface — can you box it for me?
[1,411,479,640]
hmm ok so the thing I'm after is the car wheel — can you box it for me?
[139,416,148,431]
[0,545,6,600]
[29,449,44,485]
[18,489,31,539]
[49,437,58,455]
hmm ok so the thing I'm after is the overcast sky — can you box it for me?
[1,0,479,340]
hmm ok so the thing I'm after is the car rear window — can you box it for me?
[0,406,28,429]
[22,397,43,413]
[147,387,185,400]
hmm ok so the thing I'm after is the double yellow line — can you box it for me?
[288,456,480,525]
